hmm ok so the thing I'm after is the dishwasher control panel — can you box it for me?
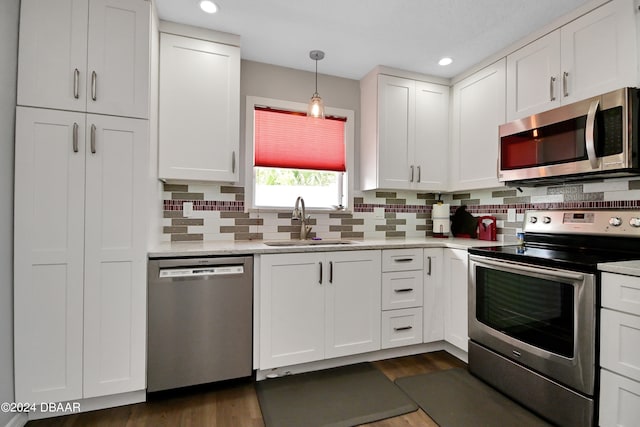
[159,265,244,278]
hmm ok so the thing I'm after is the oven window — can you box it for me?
[476,266,574,358]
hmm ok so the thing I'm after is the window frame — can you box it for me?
[244,96,355,213]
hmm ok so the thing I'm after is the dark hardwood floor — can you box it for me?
[27,351,466,427]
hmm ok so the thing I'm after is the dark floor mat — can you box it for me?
[255,363,418,427]
[395,368,553,427]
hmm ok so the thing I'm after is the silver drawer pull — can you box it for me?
[394,258,414,263]
[90,124,96,154]
[394,326,413,332]
[394,288,414,293]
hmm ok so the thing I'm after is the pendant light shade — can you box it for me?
[307,50,325,119]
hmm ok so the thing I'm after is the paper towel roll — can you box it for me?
[432,204,450,235]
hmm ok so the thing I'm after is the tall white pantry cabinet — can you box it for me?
[14,0,150,404]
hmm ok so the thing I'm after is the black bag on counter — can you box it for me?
[450,205,477,238]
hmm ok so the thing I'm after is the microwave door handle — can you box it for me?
[585,99,600,170]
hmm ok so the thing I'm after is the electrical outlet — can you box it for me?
[374,207,385,219]
[183,201,194,218]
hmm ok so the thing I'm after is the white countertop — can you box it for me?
[598,260,640,277]
[148,237,508,258]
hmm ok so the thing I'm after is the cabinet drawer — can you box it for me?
[381,308,423,349]
[601,308,640,382]
[382,271,423,310]
[382,248,423,272]
[599,369,640,427]
[602,272,640,316]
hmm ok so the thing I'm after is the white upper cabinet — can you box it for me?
[18,0,150,119]
[158,32,241,182]
[450,59,506,191]
[360,72,449,191]
[506,0,638,121]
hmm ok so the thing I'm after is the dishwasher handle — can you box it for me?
[159,265,244,278]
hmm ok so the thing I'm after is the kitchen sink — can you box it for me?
[263,239,357,246]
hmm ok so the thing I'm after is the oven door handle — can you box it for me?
[471,256,586,281]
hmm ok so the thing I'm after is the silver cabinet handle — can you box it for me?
[585,99,600,170]
[427,256,432,276]
[329,261,333,283]
[73,69,80,99]
[417,165,421,183]
[394,326,413,332]
[90,124,96,154]
[91,71,97,101]
[562,71,569,98]
[394,288,414,293]
[549,76,556,101]
[319,262,323,284]
[409,165,414,182]
[232,151,236,173]
[72,122,79,153]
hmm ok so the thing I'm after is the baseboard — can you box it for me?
[4,413,27,427]
[256,342,450,380]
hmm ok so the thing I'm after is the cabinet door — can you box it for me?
[14,107,85,403]
[259,253,325,369]
[601,309,640,383]
[506,31,561,121]
[414,81,449,190]
[159,33,240,182]
[599,369,640,427]
[325,251,382,358]
[377,75,414,189]
[450,59,506,191]
[424,248,444,343]
[561,0,638,104]
[17,0,89,112]
[443,249,468,352]
[87,0,150,118]
[83,114,148,397]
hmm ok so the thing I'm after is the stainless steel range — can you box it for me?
[468,210,640,427]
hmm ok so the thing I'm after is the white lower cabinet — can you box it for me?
[14,107,148,403]
[382,308,423,349]
[381,249,424,349]
[599,272,640,427]
[258,250,381,369]
[443,248,468,352]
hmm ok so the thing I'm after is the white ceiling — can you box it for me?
[154,0,595,80]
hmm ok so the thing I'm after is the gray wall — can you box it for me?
[0,0,19,425]
[239,59,361,188]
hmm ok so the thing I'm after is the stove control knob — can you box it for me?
[542,216,551,224]
[529,216,538,224]
[609,217,622,227]
[630,217,640,228]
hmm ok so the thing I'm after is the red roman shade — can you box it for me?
[254,107,346,172]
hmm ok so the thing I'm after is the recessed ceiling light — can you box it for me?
[438,57,453,66]
[199,0,218,13]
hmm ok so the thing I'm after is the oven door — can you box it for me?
[468,254,596,395]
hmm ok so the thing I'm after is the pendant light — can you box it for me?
[307,50,325,119]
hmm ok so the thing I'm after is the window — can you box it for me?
[245,97,354,211]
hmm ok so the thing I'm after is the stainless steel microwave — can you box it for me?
[498,87,640,185]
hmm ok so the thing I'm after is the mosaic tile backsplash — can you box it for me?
[162,178,640,243]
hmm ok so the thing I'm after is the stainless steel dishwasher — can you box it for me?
[147,256,253,392]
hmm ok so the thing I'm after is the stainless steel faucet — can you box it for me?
[292,196,312,240]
